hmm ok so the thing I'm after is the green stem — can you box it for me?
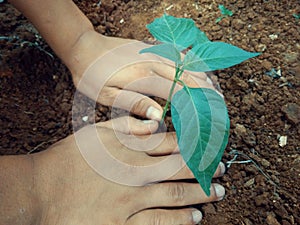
[160,67,183,125]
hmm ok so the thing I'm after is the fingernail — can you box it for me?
[146,106,161,121]
[219,162,226,175]
[192,210,202,223]
[214,184,225,200]
[206,77,213,85]
[216,90,224,98]
[142,120,155,124]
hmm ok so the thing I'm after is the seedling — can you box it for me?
[293,13,300,20]
[140,14,260,196]
[216,5,234,23]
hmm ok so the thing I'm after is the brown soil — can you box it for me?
[1,0,299,224]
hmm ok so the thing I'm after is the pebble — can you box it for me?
[266,214,281,225]
[232,18,246,30]
[202,203,216,214]
[261,158,271,167]
[281,103,300,124]
[244,177,255,187]
[234,123,247,134]
[82,116,89,122]
[101,0,115,13]
[262,60,273,70]
[244,218,254,225]
[255,193,268,206]
[279,136,287,147]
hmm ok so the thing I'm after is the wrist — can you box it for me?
[65,29,104,85]
[65,30,134,86]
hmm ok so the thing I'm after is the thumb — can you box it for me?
[97,116,159,135]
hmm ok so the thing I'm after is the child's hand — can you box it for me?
[67,31,217,120]
[33,116,225,225]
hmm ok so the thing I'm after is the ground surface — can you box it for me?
[0,0,299,224]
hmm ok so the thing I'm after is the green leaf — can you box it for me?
[293,13,300,19]
[139,43,181,65]
[182,42,260,72]
[171,87,230,196]
[219,5,233,16]
[192,28,211,46]
[215,16,225,24]
[146,14,199,50]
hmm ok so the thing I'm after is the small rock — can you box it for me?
[244,218,254,225]
[255,43,267,52]
[279,136,287,147]
[82,116,89,122]
[101,0,115,14]
[232,19,246,30]
[236,1,246,8]
[255,194,268,206]
[282,220,291,225]
[218,17,231,27]
[244,177,255,187]
[235,123,247,134]
[261,158,271,167]
[291,156,300,172]
[274,204,289,219]
[284,52,298,64]
[269,34,278,40]
[266,213,281,225]
[262,60,273,71]
[243,131,257,146]
[202,203,216,214]
[281,103,300,124]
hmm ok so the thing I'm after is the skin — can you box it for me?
[1,0,226,224]
[0,117,225,225]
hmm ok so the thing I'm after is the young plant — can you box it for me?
[293,13,300,20]
[140,14,260,196]
[216,4,234,23]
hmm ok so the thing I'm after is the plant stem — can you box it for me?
[160,67,182,125]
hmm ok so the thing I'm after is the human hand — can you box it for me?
[67,30,219,120]
[33,116,225,225]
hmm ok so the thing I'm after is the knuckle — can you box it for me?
[99,87,117,105]
[167,183,185,203]
[148,212,167,225]
[149,212,163,225]
[132,97,149,115]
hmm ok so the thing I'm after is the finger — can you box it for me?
[115,131,180,157]
[150,61,207,82]
[98,87,163,120]
[150,63,222,97]
[168,161,226,181]
[145,132,179,156]
[111,74,215,100]
[117,130,225,180]
[122,63,214,93]
[97,116,159,135]
[140,182,225,209]
[127,208,202,225]
[108,62,215,97]
[181,70,214,88]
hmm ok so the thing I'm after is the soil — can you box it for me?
[1,0,299,224]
